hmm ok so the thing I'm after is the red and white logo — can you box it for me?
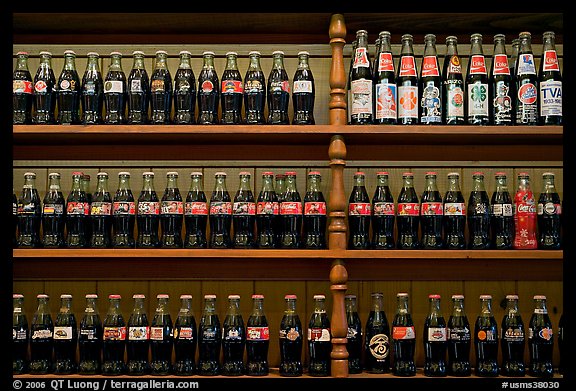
[543,50,560,72]
[492,54,510,75]
[421,56,439,77]
[469,55,487,75]
[399,56,417,77]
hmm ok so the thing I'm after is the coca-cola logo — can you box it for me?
[517,203,536,213]
[469,55,487,74]
[399,56,416,77]
[543,51,560,71]
[518,83,537,104]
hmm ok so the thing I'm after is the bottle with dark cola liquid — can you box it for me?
[112,172,136,248]
[538,172,562,249]
[444,172,467,249]
[274,174,286,247]
[539,31,562,125]
[13,51,33,124]
[397,34,419,124]
[66,171,90,248]
[474,294,499,377]
[32,51,56,124]
[345,294,363,374]
[209,172,232,248]
[513,173,537,249]
[558,313,565,375]
[136,172,160,248]
[126,294,149,375]
[29,294,53,374]
[150,294,173,375]
[423,294,447,377]
[350,30,373,124]
[246,294,269,376]
[233,171,256,248]
[442,36,465,125]
[173,51,196,124]
[150,50,172,124]
[90,172,113,248]
[184,172,208,248]
[365,292,391,374]
[221,51,243,125]
[510,38,520,85]
[197,51,219,124]
[267,51,290,124]
[397,172,420,249]
[348,171,371,249]
[56,50,81,124]
[53,294,78,374]
[197,294,221,376]
[516,32,539,125]
[420,172,444,249]
[373,31,397,124]
[501,294,526,377]
[104,52,127,124]
[161,172,184,248]
[102,294,126,375]
[13,293,29,374]
[13,190,18,247]
[81,52,104,124]
[82,174,93,243]
[347,39,358,125]
[303,171,327,249]
[42,172,66,248]
[466,34,490,125]
[392,293,416,377]
[491,172,514,249]
[173,294,197,376]
[490,34,514,125]
[279,171,302,249]
[468,172,491,249]
[256,172,279,248]
[447,294,471,376]
[78,294,103,375]
[292,51,315,124]
[127,51,149,125]
[307,294,331,377]
[372,172,395,249]
[528,295,554,377]
[419,34,442,124]
[17,172,42,248]
[279,294,303,377]
[244,51,266,124]
[222,295,246,376]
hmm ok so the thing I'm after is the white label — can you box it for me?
[32,329,53,339]
[293,80,313,94]
[540,80,562,117]
[467,82,489,116]
[130,79,143,93]
[397,85,418,119]
[444,202,466,216]
[492,203,513,217]
[128,326,149,340]
[53,326,73,340]
[104,80,124,93]
[351,79,373,115]
[427,327,447,342]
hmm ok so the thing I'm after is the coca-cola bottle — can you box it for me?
[160,172,184,248]
[66,171,90,248]
[104,52,127,124]
[466,34,490,125]
[442,36,465,124]
[513,172,537,249]
[274,174,286,247]
[420,172,444,249]
[197,51,219,124]
[279,294,303,377]
[348,171,371,249]
[444,172,467,249]
[558,313,565,375]
[90,172,113,248]
[82,175,92,244]
[17,172,42,248]
[244,51,266,124]
[184,172,208,248]
[13,51,33,124]
[501,294,526,377]
[303,171,327,249]
[222,295,246,376]
[78,294,103,375]
[292,51,315,124]
[256,172,279,248]
[364,292,390,373]
[56,50,81,124]
[392,292,416,377]
[539,31,562,125]
[102,294,126,375]
[397,172,420,249]
[372,172,395,249]
[307,294,331,377]
[516,32,539,125]
[345,294,362,374]
[279,171,302,249]
[397,34,419,124]
[419,34,442,124]
[528,295,554,377]
[510,38,520,85]
[221,51,243,124]
[468,172,491,249]
[32,51,56,124]
[150,294,173,375]
[423,294,447,377]
[373,31,397,124]
[126,50,149,125]
[13,293,29,374]
[350,30,373,124]
[209,172,232,248]
[447,294,471,376]
[232,171,256,248]
[126,294,149,375]
[173,294,197,375]
[136,172,160,248]
[490,34,514,125]
[150,50,172,124]
[13,190,18,247]
[537,172,562,249]
[197,294,221,376]
[246,294,269,376]
[173,50,196,124]
[474,294,499,377]
[267,51,290,125]
[491,172,514,249]
[81,52,104,124]
[347,39,358,125]
[112,172,136,248]
[53,294,78,374]
[42,172,66,248]
[29,294,53,374]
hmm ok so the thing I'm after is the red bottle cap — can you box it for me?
[472,171,484,176]
[377,171,389,176]
[428,294,441,299]
[494,171,507,176]
[157,294,170,299]
[17,51,28,56]
[72,171,84,176]
[308,171,321,176]
[426,171,437,176]
[252,294,265,299]
[355,171,365,176]
[517,172,530,177]
[13,293,24,299]
[284,294,298,300]
[180,294,193,300]
[285,171,297,176]
[402,172,414,176]
[262,172,274,176]
[239,171,251,176]
[109,294,121,299]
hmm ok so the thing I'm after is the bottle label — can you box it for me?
[210,201,232,215]
[113,201,136,215]
[14,329,27,340]
[347,327,359,339]
[161,201,184,215]
[201,80,214,93]
[534,308,548,315]
[392,326,416,340]
[446,83,464,117]
[84,81,96,94]
[538,202,561,215]
[472,202,489,215]
[247,326,270,341]
[280,201,302,215]
[80,328,98,340]
[270,80,290,93]
[202,328,217,340]
[353,47,370,68]
[13,80,33,94]
[293,80,313,94]
[517,54,536,75]
[491,203,514,217]
[518,83,538,105]
[18,202,37,214]
[447,55,462,74]
[540,80,562,117]
[279,327,300,341]
[528,327,553,341]
[43,203,64,215]
[13,202,17,215]
[444,202,466,216]
[368,334,390,359]
[304,201,326,215]
[223,327,241,340]
[104,80,124,94]
[469,55,487,75]
[31,329,53,339]
[351,79,373,115]
[420,82,442,123]
[515,200,536,215]
[493,80,513,122]
[467,82,489,116]
[185,202,208,215]
[67,201,90,216]
[502,327,525,341]
[233,201,256,215]
[59,79,76,91]
[175,327,194,340]
[245,79,263,93]
[375,83,397,120]
[427,327,447,342]
[373,202,395,216]
[150,327,165,340]
[138,201,160,215]
[349,202,371,216]
[151,79,165,92]
[397,203,420,216]
[378,52,394,72]
[128,326,149,340]
[543,50,560,72]
[103,326,126,340]
[257,201,279,215]
[398,86,418,118]
[90,201,112,216]
[222,80,244,94]
[308,328,331,341]
[477,329,496,341]
[399,56,417,77]
[34,80,48,93]
[421,202,443,215]
[129,79,143,93]
[448,327,471,341]
[422,56,440,77]
[492,54,511,75]
[53,326,73,340]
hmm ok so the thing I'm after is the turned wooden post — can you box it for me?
[328,13,349,378]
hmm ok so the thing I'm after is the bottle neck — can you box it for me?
[86,56,100,72]
[275,177,285,194]
[71,175,83,192]
[402,177,414,189]
[480,299,493,316]
[493,37,507,56]
[36,298,50,314]
[154,53,168,70]
[423,37,437,57]
[238,176,251,191]
[542,177,556,193]
[445,39,458,57]
[155,298,170,315]
[16,55,29,71]
[452,299,465,317]
[82,178,90,194]
[284,299,297,314]
[202,55,215,70]
[447,176,461,192]
[297,54,310,70]
[226,299,241,316]
[203,299,217,315]
[178,54,192,69]
[345,297,357,313]
[96,176,109,193]
[354,175,366,188]
[48,176,62,192]
[378,34,392,54]
[179,299,192,315]
[505,299,519,315]
[251,298,265,316]
[166,176,179,190]
[39,55,52,70]
[63,55,76,71]
[470,36,484,56]
[472,176,486,192]
[377,175,389,187]
[85,298,99,315]
[272,54,285,70]
[118,176,131,191]
[285,175,298,192]
[371,295,384,312]
[109,56,123,71]
[23,176,36,190]
[307,175,321,192]
[189,176,204,192]
[495,177,509,193]
[313,299,326,313]
[132,298,145,314]
[519,34,533,54]
[356,33,368,50]
[214,176,228,192]
[543,34,556,52]
[517,177,531,191]
[132,55,146,70]
[400,37,414,56]
[59,298,73,314]
[261,175,274,192]
[534,299,547,313]
[396,296,409,315]
[13,298,24,311]
[424,176,438,192]
[141,176,156,192]
[248,54,262,71]
[428,298,441,316]
[225,54,239,71]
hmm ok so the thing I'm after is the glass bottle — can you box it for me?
[372,171,395,249]
[13,293,29,374]
[256,171,279,248]
[279,171,302,249]
[490,34,514,125]
[501,294,526,377]
[467,172,491,249]
[197,294,221,376]
[136,172,160,248]
[126,294,149,375]
[90,172,113,248]
[17,172,42,248]
[78,294,103,375]
[279,294,303,377]
[397,34,419,124]
[474,294,499,377]
[345,294,363,374]
[197,51,219,124]
[53,294,78,374]
[350,30,373,124]
[364,292,391,373]
[442,36,465,124]
[528,295,554,377]
[246,294,269,376]
[173,294,197,376]
[102,294,126,375]
[466,34,490,125]
[443,172,466,249]
[307,294,331,377]
[392,292,416,376]
[232,171,256,248]
[447,294,471,376]
[373,31,397,124]
[112,171,136,248]
[244,51,266,124]
[81,52,104,124]
[32,51,56,124]
[267,50,290,124]
[303,171,327,249]
[173,50,196,124]
[66,171,89,248]
[160,171,184,248]
[510,38,520,81]
[539,31,562,125]
[221,51,243,124]
[104,51,127,124]
[292,51,315,124]
[184,172,208,248]
[127,50,150,124]
[423,294,447,377]
[515,32,539,125]
[13,51,33,124]
[347,39,358,125]
[150,294,173,375]
[29,294,53,374]
[274,174,286,247]
[513,173,537,249]
[222,295,246,376]
[42,172,66,248]
[56,50,81,124]
[348,171,371,249]
[419,33,442,124]
[537,172,562,249]
[420,171,444,249]
[150,50,172,124]
[397,172,420,249]
[490,172,514,249]
[209,172,232,248]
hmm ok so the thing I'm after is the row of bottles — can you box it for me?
[348,171,561,250]
[348,30,562,125]
[13,50,315,125]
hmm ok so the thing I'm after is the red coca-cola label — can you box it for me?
[246,326,270,341]
[90,202,112,216]
[397,203,420,216]
[304,202,326,215]
[113,201,136,215]
[469,55,487,75]
[176,327,194,339]
[421,202,443,215]
[210,201,232,215]
[13,80,33,94]
[161,201,184,215]
[543,50,560,72]
[280,202,302,215]
[392,326,416,340]
[349,202,371,216]
[421,56,440,77]
[399,56,417,77]
[67,202,89,215]
[185,202,208,215]
[103,326,126,341]
[233,202,256,215]
[513,190,537,249]
[257,201,279,215]
[492,54,511,75]
[373,202,395,216]
[353,47,370,68]
[378,52,394,72]
[138,201,160,215]
[222,80,244,94]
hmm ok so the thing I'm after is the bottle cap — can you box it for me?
[519,31,532,37]
[356,29,368,35]
[285,171,297,176]
[226,51,238,56]
[13,293,24,299]
[109,294,121,299]
[118,171,131,176]
[72,171,84,176]
[313,294,326,300]
[371,292,383,297]
[272,50,285,56]
[132,294,146,299]
[39,51,52,56]
[345,294,357,299]
[472,171,485,176]
[179,50,192,56]
[298,51,310,56]
[239,171,251,176]
[249,51,261,56]
[215,172,227,176]
[16,51,28,56]
[275,174,285,179]
[37,294,49,299]
[479,294,492,300]
[133,50,145,55]
[308,171,321,176]
[517,172,530,177]
[180,294,193,299]
[48,172,61,177]
[506,294,519,300]
[110,51,122,56]
[64,50,76,56]
[24,172,36,177]
[402,172,413,176]
[446,35,458,42]
[60,294,73,299]
[542,172,555,177]
[447,172,460,177]
[156,50,168,55]
[228,294,241,300]
[85,294,98,299]
[397,292,409,297]
[142,171,155,176]
[401,34,413,40]
[157,294,170,299]
[425,171,437,176]
[204,294,217,299]
[190,171,203,176]
[355,171,365,176]
[252,294,265,299]
[377,171,389,176]
[428,294,441,299]
[87,52,99,57]
[451,294,464,299]
[494,171,507,176]
[533,295,547,300]
[203,51,215,56]
[493,33,506,40]
[284,294,297,300]
[262,171,274,176]
[167,171,179,176]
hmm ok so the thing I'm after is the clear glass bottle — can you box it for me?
[232,171,256,248]
[173,294,197,375]
[221,51,243,124]
[307,294,331,376]
[490,34,514,125]
[467,172,491,249]
[126,294,149,375]
[246,294,269,376]
[501,294,526,377]
[209,172,232,248]
[17,172,42,248]
[56,50,81,124]
[442,36,465,124]
[65,171,89,248]
[81,52,104,124]
[244,51,266,124]
[303,171,327,249]
[420,171,443,249]
[160,171,184,248]
[419,33,442,124]
[13,293,29,374]
[29,294,53,374]
[173,50,196,124]
[279,294,303,377]
[292,51,315,124]
[443,172,466,249]
[364,292,391,373]
[53,294,78,374]
[150,50,172,124]
[392,292,416,376]
[474,294,499,377]
[447,294,471,376]
[184,172,208,248]
[197,51,219,124]
[127,50,149,124]
[515,32,539,125]
[397,34,418,124]
[466,33,490,125]
[197,294,221,375]
[104,51,127,124]
[32,51,57,124]
[78,294,103,375]
[345,294,363,374]
[150,294,173,375]
[102,294,126,375]
[222,294,246,376]
[42,172,66,248]
[350,30,373,124]
[423,294,447,377]
[528,295,554,377]
[112,171,136,248]
[537,172,562,249]
[538,31,562,125]
[13,50,33,124]
[373,31,397,124]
